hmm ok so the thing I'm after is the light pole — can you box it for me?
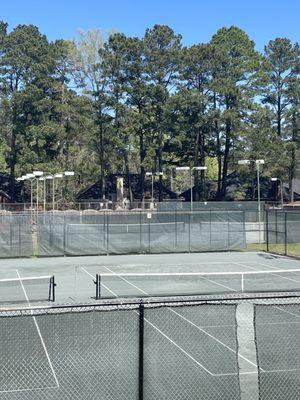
[38,177,47,212]
[176,166,207,210]
[53,173,63,211]
[271,177,284,207]
[33,171,43,211]
[145,171,163,208]
[238,159,265,243]
[25,173,36,211]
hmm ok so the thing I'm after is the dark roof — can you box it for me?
[179,172,300,201]
[76,173,177,201]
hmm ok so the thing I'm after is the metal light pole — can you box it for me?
[176,166,191,209]
[52,173,63,211]
[145,172,154,204]
[38,177,47,212]
[146,171,163,208]
[176,166,207,211]
[192,166,207,208]
[271,177,283,207]
[238,159,265,244]
[33,171,43,211]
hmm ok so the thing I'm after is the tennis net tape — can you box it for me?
[94,268,300,299]
[0,275,56,304]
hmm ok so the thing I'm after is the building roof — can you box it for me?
[76,173,177,202]
[179,172,300,201]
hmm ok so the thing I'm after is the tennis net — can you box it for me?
[94,268,300,299]
[0,275,56,304]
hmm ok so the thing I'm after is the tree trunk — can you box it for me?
[97,106,106,199]
[220,118,231,199]
[277,94,281,137]
[213,94,222,199]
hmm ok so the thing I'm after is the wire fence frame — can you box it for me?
[1,293,300,400]
[35,209,247,257]
[266,209,300,258]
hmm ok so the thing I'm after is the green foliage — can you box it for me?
[0,20,299,202]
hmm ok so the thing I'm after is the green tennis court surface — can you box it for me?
[1,251,300,399]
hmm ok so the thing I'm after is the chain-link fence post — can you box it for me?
[139,304,144,400]
[284,211,287,256]
[266,210,269,252]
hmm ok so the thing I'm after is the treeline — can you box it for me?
[0,22,299,202]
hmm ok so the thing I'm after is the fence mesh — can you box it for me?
[36,210,246,257]
[0,213,32,257]
[1,294,300,399]
[266,210,300,257]
[254,302,300,400]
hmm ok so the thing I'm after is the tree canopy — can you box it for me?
[0,22,299,201]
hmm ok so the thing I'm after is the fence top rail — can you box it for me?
[2,291,300,315]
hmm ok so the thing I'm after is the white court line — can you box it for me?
[170,308,259,370]
[102,266,149,295]
[0,385,59,394]
[14,270,59,390]
[235,262,300,320]
[143,317,215,376]
[82,266,223,376]
[102,265,259,374]
[80,267,117,297]
[236,262,300,285]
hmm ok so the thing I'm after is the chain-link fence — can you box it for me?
[36,210,246,256]
[0,213,32,257]
[266,210,300,257]
[0,293,299,399]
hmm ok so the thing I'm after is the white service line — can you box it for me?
[81,267,118,297]
[103,265,259,373]
[0,385,59,394]
[16,270,59,389]
[234,262,300,320]
[236,262,300,285]
[169,308,259,370]
[143,316,215,376]
[102,266,148,295]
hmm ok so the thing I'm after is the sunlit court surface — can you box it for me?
[1,251,300,399]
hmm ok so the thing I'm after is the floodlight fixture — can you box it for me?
[33,171,43,177]
[176,166,190,171]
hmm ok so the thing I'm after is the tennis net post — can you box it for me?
[94,269,300,299]
[49,276,56,302]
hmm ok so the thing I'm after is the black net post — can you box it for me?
[95,274,101,300]
[284,211,287,256]
[139,303,144,400]
[49,276,56,302]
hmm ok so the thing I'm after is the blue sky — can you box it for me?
[1,0,299,50]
